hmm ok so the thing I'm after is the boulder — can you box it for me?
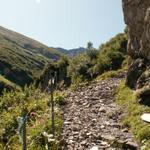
[126,59,146,89]
[138,87,150,106]
[136,68,150,89]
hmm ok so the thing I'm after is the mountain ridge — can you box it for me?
[53,47,86,57]
[0,26,61,88]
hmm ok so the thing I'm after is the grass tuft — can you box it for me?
[96,69,125,81]
[115,80,150,149]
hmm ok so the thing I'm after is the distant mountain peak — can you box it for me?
[54,47,86,57]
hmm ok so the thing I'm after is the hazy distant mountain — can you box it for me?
[0,26,60,87]
[55,47,86,57]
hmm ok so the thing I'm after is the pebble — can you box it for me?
[90,146,98,150]
[61,78,139,149]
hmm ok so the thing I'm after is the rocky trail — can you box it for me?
[61,77,139,150]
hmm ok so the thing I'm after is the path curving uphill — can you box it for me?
[61,77,139,150]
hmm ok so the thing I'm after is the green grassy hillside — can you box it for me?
[0,75,19,95]
[0,26,61,88]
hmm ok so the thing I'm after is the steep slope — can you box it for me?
[0,26,60,87]
[55,47,86,57]
[0,75,17,95]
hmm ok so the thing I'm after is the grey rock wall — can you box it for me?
[122,0,150,105]
[122,0,150,59]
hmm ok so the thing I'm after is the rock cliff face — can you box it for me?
[122,0,150,59]
[122,0,150,104]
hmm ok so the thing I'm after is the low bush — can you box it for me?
[96,70,124,81]
[55,92,67,106]
[0,85,63,149]
[68,32,128,85]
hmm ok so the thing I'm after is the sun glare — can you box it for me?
[36,0,41,4]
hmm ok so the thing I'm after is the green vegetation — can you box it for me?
[55,91,67,106]
[68,33,127,86]
[0,86,63,149]
[95,56,128,81]
[96,69,123,81]
[0,75,15,86]
[0,26,128,91]
[0,75,20,95]
[36,55,69,91]
[0,75,18,89]
[1,22,150,150]
[115,80,150,149]
[0,26,61,88]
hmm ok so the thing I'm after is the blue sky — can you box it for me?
[0,0,125,49]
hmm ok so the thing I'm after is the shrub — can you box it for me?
[106,51,125,70]
[86,49,98,61]
[55,92,66,106]
[68,32,127,84]
[0,85,63,149]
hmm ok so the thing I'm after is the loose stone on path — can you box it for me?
[61,78,139,150]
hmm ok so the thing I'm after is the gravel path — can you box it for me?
[61,77,139,150]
